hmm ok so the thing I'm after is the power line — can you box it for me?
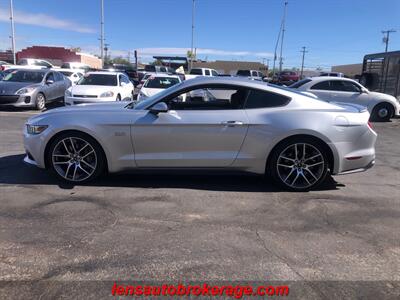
[382,29,396,52]
[300,46,308,79]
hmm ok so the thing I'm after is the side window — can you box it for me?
[251,71,258,77]
[204,69,211,76]
[310,81,331,90]
[331,80,361,92]
[54,72,63,81]
[46,72,55,82]
[160,67,167,72]
[211,70,218,76]
[165,86,248,110]
[245,89,290,109]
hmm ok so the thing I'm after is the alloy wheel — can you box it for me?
[276,143,325,189]
[52,137,97,181]
[36,94,45,110]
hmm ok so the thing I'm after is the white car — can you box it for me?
[55,69,84,85]
[137,74,181,101]
[291,77,400,122]
[64,71,134,105]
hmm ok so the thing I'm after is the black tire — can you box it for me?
[370,102,394,122]
[267,137,329,192]
[35,93,46,110]
[47,131,106,183]
[116,94,121,101]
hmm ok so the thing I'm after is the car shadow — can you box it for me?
[0,99,64,112]
[0,154,344,193]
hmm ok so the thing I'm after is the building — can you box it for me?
[331,63,363,78]
[192,60,268,75]
[16,46,102,68]
[0,50,14,63]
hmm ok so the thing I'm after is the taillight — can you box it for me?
[368,121,373,130]
[0,65,5,71]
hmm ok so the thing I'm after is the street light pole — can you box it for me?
[300,46,308,79]
[100,0,105,67]
[9,0,16,64]
[278,1,288,73]
[190,0,195,71]
[382,29,396,52]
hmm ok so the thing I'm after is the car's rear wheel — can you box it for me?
[267,138,329,191]
[48,132,105,182]
[35,93,46,110]
[371,102,393,122]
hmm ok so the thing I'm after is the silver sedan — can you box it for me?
[23,77,377,191]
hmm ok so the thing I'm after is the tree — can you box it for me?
[150,59,163,66]
[70,47,82,53]
[108,56,131,65]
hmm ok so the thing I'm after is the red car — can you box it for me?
[276,71,300,85]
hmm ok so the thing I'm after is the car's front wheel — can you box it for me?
[371,102,393,122]
[35,93,46,110]
[267,138,329,191]
[48,132,105,182]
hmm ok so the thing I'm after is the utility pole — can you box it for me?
[190,0,195,71]
[100,0,105,67]
[9,0,16,64]
[279,1,288,73]
[300,46,308,79]
[382,29,396,52]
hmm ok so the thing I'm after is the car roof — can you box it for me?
[146,74,180,79]
[310,76,356,82]
[86,71,121,75]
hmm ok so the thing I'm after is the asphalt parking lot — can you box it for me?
[0,107,399,299]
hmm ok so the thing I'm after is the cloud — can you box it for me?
[0,8,95,33]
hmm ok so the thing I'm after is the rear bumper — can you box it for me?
[336,159,375,175]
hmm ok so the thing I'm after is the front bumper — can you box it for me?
[0,94,35,107]
[64,96,115,106]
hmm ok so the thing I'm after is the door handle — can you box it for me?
[221,120,244,127]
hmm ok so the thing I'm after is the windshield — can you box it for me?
[236,70,251,76]
[289,78,312,88]
[144,77,180,89]
[77,74,117,86]
[3,70,45,83]
[133,81,185,109]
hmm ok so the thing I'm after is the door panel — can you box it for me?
[132,110,249,167]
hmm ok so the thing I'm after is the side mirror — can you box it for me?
[120,81,127,87]
[149,102,168,114]
[46,79,54,85]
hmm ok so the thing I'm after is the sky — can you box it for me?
[0,0,399,70]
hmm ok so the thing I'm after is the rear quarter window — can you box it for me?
[245,89,290,109]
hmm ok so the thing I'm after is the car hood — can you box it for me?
[27,101,131,124]
[368,91,398,103]
[0,81,40,94]
[141,87,164,97]
[70,85,118,95]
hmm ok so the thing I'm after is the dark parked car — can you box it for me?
[0,69,71,110]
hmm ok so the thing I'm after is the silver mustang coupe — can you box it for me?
[23,77,377,191]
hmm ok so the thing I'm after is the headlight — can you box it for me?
[65,89,72,97]
[16,87,35,95]
[26,124,48,135]
[100,91,114,98]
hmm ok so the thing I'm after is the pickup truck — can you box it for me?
[2,58,54,71]
[185,68,219,80]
